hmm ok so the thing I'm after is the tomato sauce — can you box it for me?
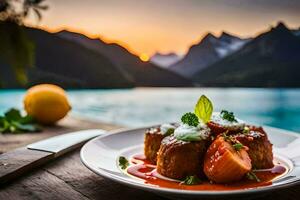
[126,154,287,191]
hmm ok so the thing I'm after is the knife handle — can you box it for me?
[0,129,108,185]
[0,147,54,185]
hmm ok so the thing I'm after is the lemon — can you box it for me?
[24,84,71,125]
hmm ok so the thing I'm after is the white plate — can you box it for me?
[80,125,300,199]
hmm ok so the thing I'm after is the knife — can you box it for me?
[0,129,107,185]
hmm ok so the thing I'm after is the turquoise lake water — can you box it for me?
[1,88,300,132]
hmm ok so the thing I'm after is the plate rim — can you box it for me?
[80,125,300,196]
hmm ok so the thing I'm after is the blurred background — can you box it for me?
[1,0,300,131]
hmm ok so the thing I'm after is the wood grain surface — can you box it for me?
[0,148,53,185]
[0,116,122,153]
[0,117,300,200]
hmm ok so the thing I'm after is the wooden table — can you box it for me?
[0,117,299,200]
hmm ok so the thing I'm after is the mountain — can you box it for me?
[192,22,300,87]
[56,31,192,87]
[292,28,300,37]
[0,22,133,88]
[170,32,249,78]
[150,52,182,68]
[216,32,249,57]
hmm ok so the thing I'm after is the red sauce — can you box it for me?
[126,154,287,191]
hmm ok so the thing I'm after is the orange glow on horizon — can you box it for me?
[25,20,299,57]
[139,53,150,62]
[23,0,300,56]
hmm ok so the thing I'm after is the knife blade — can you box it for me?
[0,129,107,185]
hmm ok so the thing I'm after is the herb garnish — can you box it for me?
[221,132,232,141]
[181,175,201,185]
[165,128,175,136]
[118,156,129,170]
[181,112,199,127]
[246,171,260,182]
[194,95,213,124]
[233,143,244,151]
[0,108,41,133]
[222,132,244,151]
[220,110,237,122]
[243,126,250,134]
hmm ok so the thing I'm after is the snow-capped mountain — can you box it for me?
[215,32,249,58]
[150,52,183,68]
[170,32,250,78]
[193,22,300,87]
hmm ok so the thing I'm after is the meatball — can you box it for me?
[144,128,166,164]
[208,121,242,135]
[144,124,177,164]
[156,136,207,180]
[234,126,274,169]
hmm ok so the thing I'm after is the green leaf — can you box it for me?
[118,156,129,170]
[0,118,10,133]
[181,112,199,127]
[9,124,17,133]
[11,121,41,132]
[4,108,22,122]
[0,108,42,134]
[0,116,4,124]
[233,143,244,151]
[194,95,213,124]
[181,175,201,185]
[18,115,35,124]
[165,128,175,136]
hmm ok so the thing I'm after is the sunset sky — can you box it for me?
[26,0,300,56]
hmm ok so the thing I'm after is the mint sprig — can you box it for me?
[0,108,41,133]
[181,112,199,127]
[194,95,213,124]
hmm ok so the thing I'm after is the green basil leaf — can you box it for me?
[194,95,213,124]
